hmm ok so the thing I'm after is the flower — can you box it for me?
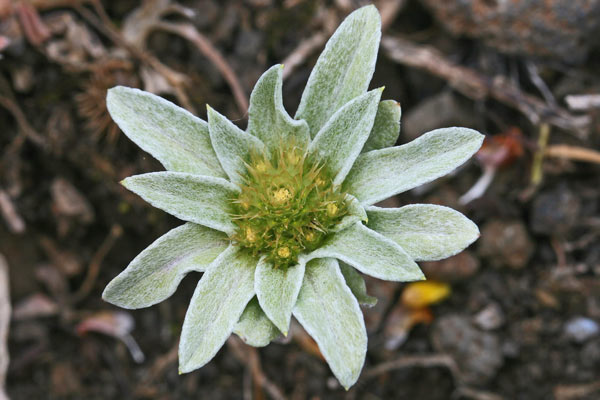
[102,5,483,389]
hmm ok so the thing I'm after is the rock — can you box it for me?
[402,91,481,142]
[530,185,581,236]
[192,0,219,29]
[432,314,503,384]
[11,64,34,92]
[478,219,534,269]
[51,177,95,237]
[234,29,264,60]
[420,251,480,282]
[51,177,94,223]
[474,302,505,330]
[581,339,600,368]
[422,0,600,62]
[564,317,600,343]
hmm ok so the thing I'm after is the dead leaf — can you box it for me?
[476,127,524,168]
[76,311,145,363]
[384,304,433,350]
[51,177,94,228]
[0,254,10,400]
[15,2,50,46]
[545,144,600,164]
[43,12,106,70]
[460,127,524,204]
[289,320,324,361]
[12,293,59,320]
[401,281,451,309]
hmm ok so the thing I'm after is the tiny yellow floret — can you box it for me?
[327,203,338,217]
[277,246,291,258]
[255,162,267,173]
[245,227,257,242]
[240,199,250,210]
[271,187,292,205]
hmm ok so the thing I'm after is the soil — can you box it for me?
[1,1,599,399]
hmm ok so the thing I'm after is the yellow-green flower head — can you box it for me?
[231,141,349,268]
[102,5,483,390]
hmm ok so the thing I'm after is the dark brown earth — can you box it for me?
[1,1,600,399]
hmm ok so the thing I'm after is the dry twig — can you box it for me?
[0,76,46,149]
[29,0,91,10]
[554,380,600,400]
[545,144,600,164]
[282,1,407,81]
[156,22,248,117]
[15,1,51,46]
[530,123,550,185]
[146,342,178,382]
[457,387,505,400]
[377,0,408,30]
[0,189,25,234]
[70,224,123,304]
[361,353,459,381]
[282,32,327,81]
[0,254,10,400]
[381,36,590,137]
[74,3,195,112]
[227,336,287,400]
[565,94,600,111]
[361,354,504,400]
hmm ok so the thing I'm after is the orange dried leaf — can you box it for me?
[384,305,434,350]
[401,281,451,309]
[476,127,524,168]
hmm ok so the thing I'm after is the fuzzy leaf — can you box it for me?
[207,106,266,185]
[293,258,367,390]
[247,65,310,153]
[340,262,377,307]
[344,127,484,205]
[362,100,401,152]
[308,89,382,185]
[234,297,280,347]
[103,223,228,309]
[367,204,480,261]
[122,172,239,235]
[255,258,305,335]
[179,246,257,373]
[303,223,424,282]
[332,194,367,233]
[295,5,381,136]
[106,86,226,178]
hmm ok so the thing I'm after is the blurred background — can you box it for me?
[1,0,600,399]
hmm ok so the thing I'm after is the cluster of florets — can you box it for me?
[230,142,348,268]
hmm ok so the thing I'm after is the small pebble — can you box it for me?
[530,184,580,236]
[474,302,505,330]
[420,251,480,282]
[326,377,340,390]
[564,317,600,343]
[432,314,503,384]
[478,219,534,269]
